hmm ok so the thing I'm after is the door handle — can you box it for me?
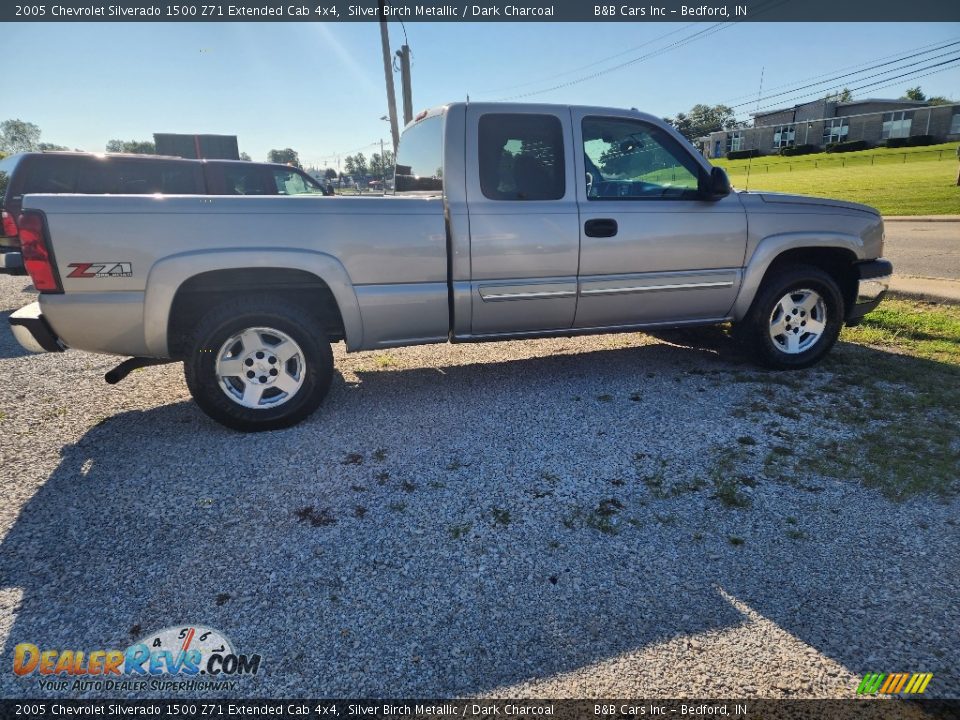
[584,218,618,238]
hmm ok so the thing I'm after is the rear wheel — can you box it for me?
[184,298,333,431]
[736,264,844,370]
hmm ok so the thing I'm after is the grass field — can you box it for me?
[713,143,960,215]
[813,299,960,498]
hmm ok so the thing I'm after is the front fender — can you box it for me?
[730,232,864,321]
[143,248,364,356]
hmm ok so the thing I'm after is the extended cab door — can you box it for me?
[571,110,747,328]
[464,105,581,334]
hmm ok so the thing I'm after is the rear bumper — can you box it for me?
[9,302,65,353]
[846,258,892,324]
[0,251,25,275]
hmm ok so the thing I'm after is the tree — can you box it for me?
[824,88,853,102]
[324,168,337,181]
[902,86,926,101]
[38,143,69,151]
[664,104,740,140]
[267,148,300,166]
[106,139,155,154]
[239,151,251,161]
[343,156,356,176]
[927,96,954,106]
[370,150,395,179]
[352,153,368,176]
[0,119,41,153]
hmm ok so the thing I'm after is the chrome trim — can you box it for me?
[856,274,891,304]
[481,290,577,301]
[580,280,734,296]
[456,316,734,342]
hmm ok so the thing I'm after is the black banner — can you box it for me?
[1,700,960,720]
[3,0,959,23]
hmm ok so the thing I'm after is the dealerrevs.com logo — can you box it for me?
[12,625,262,692]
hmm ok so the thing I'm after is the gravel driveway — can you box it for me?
[0,273,956,699]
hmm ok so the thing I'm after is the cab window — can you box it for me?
[272,168,323,195]
[478,113,565,201]
[582,117,701,200]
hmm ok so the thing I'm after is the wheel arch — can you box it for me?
[732,233,862,321]
[144,250,363,357]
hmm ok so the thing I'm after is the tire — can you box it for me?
[184,297,334,432]
[735,264,844,370]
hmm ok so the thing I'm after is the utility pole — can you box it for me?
[378,0,400,153]
[397,45,413,126]
[380,138,386,191]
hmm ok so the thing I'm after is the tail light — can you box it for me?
[18,212,62,292]
[1,210,17,238]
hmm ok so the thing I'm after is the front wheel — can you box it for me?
[184,298,334,432]
[735,265,844,370]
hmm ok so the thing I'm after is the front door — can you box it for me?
[465,105,581,335]
[572,111,748,329]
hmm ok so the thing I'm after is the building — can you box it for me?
[699,98,960,158]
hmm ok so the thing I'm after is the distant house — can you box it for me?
[700,98,960,158]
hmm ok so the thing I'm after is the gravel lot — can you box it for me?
[0,272,957,700]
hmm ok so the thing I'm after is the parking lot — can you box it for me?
[0,271,957,699]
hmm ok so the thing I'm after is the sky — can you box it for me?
[4,21,960,169]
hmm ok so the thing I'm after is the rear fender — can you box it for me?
[144,249,363,356]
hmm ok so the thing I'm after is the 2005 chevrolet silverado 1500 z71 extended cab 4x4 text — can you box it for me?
[7,103,891,431]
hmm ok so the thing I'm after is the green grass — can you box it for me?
[712,143,958,215]
[796,300,960,499]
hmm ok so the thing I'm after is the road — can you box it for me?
[884,220,960,280]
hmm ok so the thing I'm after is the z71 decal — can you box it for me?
[67,262,133,279]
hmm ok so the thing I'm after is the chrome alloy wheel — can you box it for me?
[768,288,827,355]
[215,327,305,408]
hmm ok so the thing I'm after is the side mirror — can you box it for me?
[699,166,731,200]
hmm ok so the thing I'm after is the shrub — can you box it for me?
[907,134,938,146]
[726,148,761,160]
[825,140,870,153]
[779,144,819,157]
[884,137,909,148]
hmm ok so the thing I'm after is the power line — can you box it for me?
[714,37,960,107]
[737,55,960,121]
[726,42,960,112]
[496,22,732,101]
[488,0,792,101]
[477,22,700,96]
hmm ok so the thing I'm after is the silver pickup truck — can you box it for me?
[7,102,891,431]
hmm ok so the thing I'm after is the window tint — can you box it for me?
[582,118,701,200]
[479,114,565,201]
[23,157,204,195]
[23,157,79,194]
[395,115,443,194]
[221,165,274,195]
[0,155,20,201]
[272,168,324,195]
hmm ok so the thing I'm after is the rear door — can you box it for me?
[465,105,580,334]
[572,111,747,328]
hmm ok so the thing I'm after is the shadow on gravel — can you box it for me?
[0,337,957,697]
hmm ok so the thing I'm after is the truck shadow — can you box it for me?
[0,339,956,697]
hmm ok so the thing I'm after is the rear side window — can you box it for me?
[478,114,565,201]
[106,159,204,194]
[394,115,443,194]
[0,155,21,201]
[22,156,204,195]
[23,157,79,194]
[220,165,275,195]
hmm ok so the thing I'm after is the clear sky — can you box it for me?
[5,21,959,168]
